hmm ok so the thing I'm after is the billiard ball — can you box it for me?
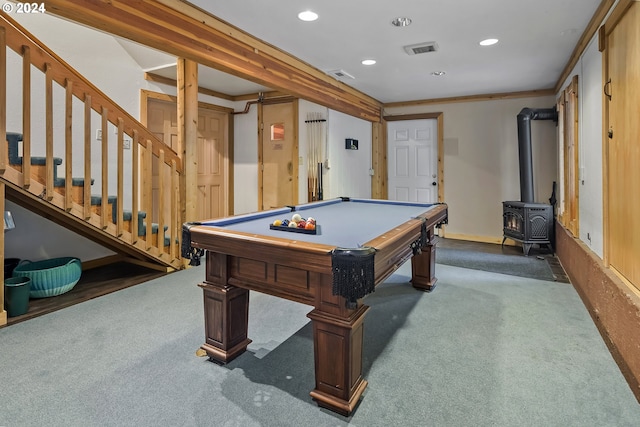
[273,219,282,226]
[288,221,297,228]
[281,219,289,226]
[307,217,316,225]
[292,213,302,223]
[305,222,315,230]
[297,220,306,228]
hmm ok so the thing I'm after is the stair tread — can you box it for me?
[54,177,95,187]
[8,156,63,166]
[90,195,118,206]
[114,210,146,222]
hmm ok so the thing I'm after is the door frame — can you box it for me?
[383,113,445,203]
[140,89,235,217]
[257,97,299,210]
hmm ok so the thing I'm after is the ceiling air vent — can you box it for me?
[403,41,438,55]
[328,69,355,80]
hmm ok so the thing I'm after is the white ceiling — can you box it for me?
[126,0,603,104]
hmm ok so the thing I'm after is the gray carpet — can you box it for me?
[436,247,556,281]
[1,262,639,426]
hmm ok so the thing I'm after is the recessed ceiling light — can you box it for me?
[362,59,376,66]
[298,10,318,22]
[391,17,412,27]
[479,38,499,46]
[431,71,446,76]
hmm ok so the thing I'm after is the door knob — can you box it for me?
[432,182,437,186]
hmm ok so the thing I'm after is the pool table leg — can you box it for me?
[411,234,439,292]
[198,252,252,363]
[307,284,370,416]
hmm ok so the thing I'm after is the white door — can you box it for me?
[387,119,438,202]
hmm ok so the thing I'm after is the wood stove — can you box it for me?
[502,107,557,255]
[502,201,553,255]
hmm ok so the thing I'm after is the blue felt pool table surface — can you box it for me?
[198,198,442,249]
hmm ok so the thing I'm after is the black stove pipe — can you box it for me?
[517,107,558,203]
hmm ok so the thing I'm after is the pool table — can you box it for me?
[182,197,448,416]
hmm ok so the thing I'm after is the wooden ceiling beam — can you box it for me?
[45,0,382,122]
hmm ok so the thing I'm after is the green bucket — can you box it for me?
[4,276,31,317]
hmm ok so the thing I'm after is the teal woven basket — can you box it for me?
[12,257,82,298]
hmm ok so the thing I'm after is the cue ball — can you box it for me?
[288,221,298,228]
[292,213,302,223]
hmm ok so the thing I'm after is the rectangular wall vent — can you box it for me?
[328,69,355,79]
[403,42,439,55]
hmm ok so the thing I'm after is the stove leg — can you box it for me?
[523,243,532,256]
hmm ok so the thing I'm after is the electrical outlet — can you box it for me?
[96,129,102,141]
[123,138,131,150]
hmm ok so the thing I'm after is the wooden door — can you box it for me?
[387,119,438,202]
[147,97,229,220]
[607,2,640,288]
[260,100,298,210]
[196,109,227,219]
[146,99,178,223]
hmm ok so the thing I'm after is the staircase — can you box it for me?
[0,12,184,289]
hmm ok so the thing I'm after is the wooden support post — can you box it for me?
[177,58,198,224]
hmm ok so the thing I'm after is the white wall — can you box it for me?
[232,103,259,215]
[385,96,557,241]
[558,34,604,257]
[325,110,372,199]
